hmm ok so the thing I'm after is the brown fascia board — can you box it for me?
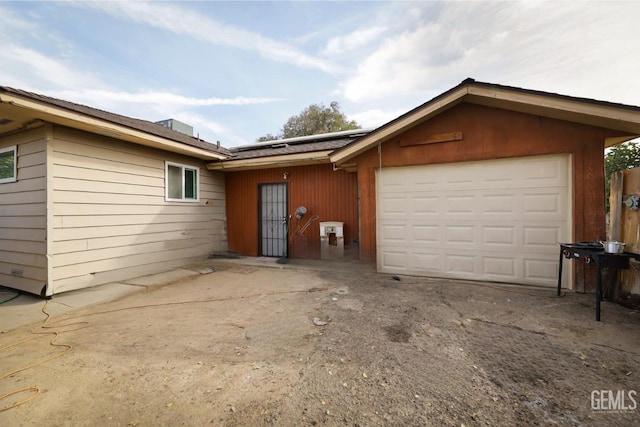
[207,150,334,171]
[0,86,229,160]
[330,78,640,164]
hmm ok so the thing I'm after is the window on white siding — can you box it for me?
[0,146,16,184]
[165,161,199,202]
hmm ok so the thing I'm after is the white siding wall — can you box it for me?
[50,127,227,294]
[0,127,48,295]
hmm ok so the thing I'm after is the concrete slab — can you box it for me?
[0,266,211,333]
[0,282,142,333]
[0,258,365,334]
[124,268,201,287]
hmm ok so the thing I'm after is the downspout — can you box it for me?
[43,123,55,297]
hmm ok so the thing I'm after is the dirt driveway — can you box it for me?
[1,260,639,426]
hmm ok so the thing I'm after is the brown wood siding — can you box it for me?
[353,103,626,291]
[0,127,48,295]
[225,164,358,258]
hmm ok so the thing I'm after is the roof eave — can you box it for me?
[232,127,375,152]
[466,85,640,141]
[208,150,333,171]
[0,92,227,161]
[329,85,469,165]
[330,81,640,165]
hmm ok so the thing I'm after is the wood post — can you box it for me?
[609,170,623,241]
[607,170,624,299]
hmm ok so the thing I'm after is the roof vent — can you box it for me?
[155,118,194,136]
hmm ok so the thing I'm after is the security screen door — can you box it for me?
[259,183,288,257]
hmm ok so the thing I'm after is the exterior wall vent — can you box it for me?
[155,118,194,136]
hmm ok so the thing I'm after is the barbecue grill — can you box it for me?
[558,242,640,321]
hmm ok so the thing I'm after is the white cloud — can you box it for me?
[39,88,275,146]
[165,110,248,147]
[4,1,640,148]
[0,5,33,33]
[338,2,640,104]
[0,7,105,91]
[83,1,338,74]
[350,108,406,130]
[49,89,282,107]
[340,25,440,102]
[323,26,386,56]
[0,4,280,149]
[0,45,104,91]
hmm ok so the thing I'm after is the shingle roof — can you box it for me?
[228,129,373,160]
[0,86,230,156]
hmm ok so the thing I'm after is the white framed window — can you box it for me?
[165,161,199,202]
[0,145,17,184]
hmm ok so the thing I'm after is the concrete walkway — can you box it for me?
[0,256,372,334]
[0,267,204,333]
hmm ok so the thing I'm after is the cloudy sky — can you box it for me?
[1,1,639,147]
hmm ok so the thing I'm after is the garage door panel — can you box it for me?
[380,249,409,269]
[523,192,563,215]
[379,156,567,192]
[482,194,517,215]
[380,191,567,220]
[524,258,558,281]
[483,257,519,280]
[379,251,560,285]
[414,225,439,243]
[445,225,475,243]
[377,154,571,286]
[412,196,439,215]
[523,226,564,248]
[414,253,443,272]
[380,221,565,250]
[444,195,477,215]
[522,159,566,183]
[446,255,476,274]
[380,250,446,273]
[380,224,408,242]
[483,226,516,245]
[381,251,561,283]
[380,195,409,215]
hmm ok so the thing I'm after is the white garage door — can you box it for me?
[377,154,571,286]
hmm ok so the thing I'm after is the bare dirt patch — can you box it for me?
[1,260,639,426]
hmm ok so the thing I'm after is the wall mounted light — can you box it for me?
[283,171,289,180]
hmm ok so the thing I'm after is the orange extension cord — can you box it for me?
[0,287,328,412]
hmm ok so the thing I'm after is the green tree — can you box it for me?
[256,101,360,142]
[256,133,280,142]
[605,141,640,210]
